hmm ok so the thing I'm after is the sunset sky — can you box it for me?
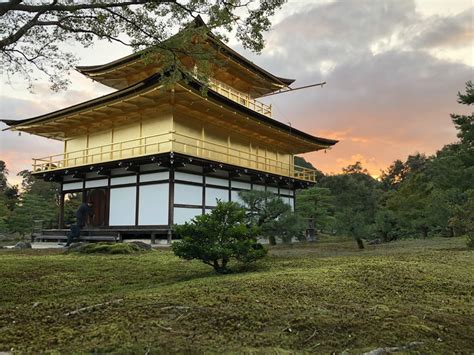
[1,0,473,186]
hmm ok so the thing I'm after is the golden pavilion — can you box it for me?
[2,19,337,242]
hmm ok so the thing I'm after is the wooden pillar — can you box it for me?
[228,172,232,202]
[293,184,297,211]
[82,179,86,203]
[168,166,175,244]
[59,184,65,229]
[202,171,206,214]
[105,175,111,226]
[135,173,140,226]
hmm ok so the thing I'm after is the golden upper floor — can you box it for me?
[76,17,294,100]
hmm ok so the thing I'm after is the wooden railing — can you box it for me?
[32,131,316,182]
[207,78,272,117]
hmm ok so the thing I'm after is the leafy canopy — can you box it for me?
[1,0,286,91]
[238,190,305,245]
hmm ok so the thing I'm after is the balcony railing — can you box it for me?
[32,131,316,182]
[207,78,272,117]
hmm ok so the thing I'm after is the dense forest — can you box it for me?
[1,82,472,247]
[297,81,473,247]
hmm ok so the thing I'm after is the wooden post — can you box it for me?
[168,166,175,244]
[135,173,140,226]
[59,188,65,229]
[202,171,206,215]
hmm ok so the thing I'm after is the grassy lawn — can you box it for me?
[0,237,472,353]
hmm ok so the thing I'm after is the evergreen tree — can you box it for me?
[296,187,335,234]
[238,190,304,245]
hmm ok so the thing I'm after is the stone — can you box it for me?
[128,241,152,251]
[13,241,32,249]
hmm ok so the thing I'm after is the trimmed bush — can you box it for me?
[172,201,267,273]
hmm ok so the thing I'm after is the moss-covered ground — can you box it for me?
[0,237,472,353]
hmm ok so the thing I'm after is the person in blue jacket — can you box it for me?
[66,201,94,246]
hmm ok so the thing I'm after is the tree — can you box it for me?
[451,80,474,148]
[0,161,19,211]
[172,201,265,274]
[8,193,58,235]
[320,163,380,249]
[385,174,434,238]
[380,159,406,190]
[17,170,60,202]
[342,161,368,175]
[0,195,10,234]
[373,208,398,242]
[0,160,8,192]
[7,170,59,235]
[296,187,335,235]
[238,190,304,245]
[261,209,306,244]
[1,0,285,91]
[449,190,474,240]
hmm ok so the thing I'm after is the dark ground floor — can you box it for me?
[37,152,311,243]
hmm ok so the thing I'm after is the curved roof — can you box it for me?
[76,16,294,95]
[1,71,337,151]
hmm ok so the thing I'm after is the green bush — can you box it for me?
[67,242,151,254]
[238,190,305,245]
[172,201,267,273]
[467,234,474,249]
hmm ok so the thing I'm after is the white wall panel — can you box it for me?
[231,190,244,205]
[206,187,229,206]
[206,176,228,187]
[63,182,83,191]
[140,171,169,183]
[174,207,202,225]
[289,197,294,211]
[109,186,136,226]
[267,186,279,194]
[111,175,137,186]
[175,172,203,183]
[85,179,108,188]
[252,184,265,191]
[231,180,251,190]
[174,183,202,205]
[280,188,293,196]
[138,184,168,225]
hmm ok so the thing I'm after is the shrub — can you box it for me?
[467,234,474,249]
[67,242,151,254]
[172,201,266,273]
[238,190,305,245]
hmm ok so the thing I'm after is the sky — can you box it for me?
[0,0,473,186]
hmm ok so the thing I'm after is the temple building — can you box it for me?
[2,19,337,242]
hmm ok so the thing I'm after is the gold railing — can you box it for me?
[32,131,316,182]
[207,78,272,117]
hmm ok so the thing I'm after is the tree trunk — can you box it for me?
[421,227,428,239]
[213,259,229,274]
[355,237,365,249]
[269,235,276,245]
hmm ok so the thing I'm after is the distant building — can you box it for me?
[2,18,337,242]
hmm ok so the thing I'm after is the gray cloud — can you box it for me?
[245,0,417,78]
[244,0,472,174]
[0,0,472,179]
[411,7,473,49]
